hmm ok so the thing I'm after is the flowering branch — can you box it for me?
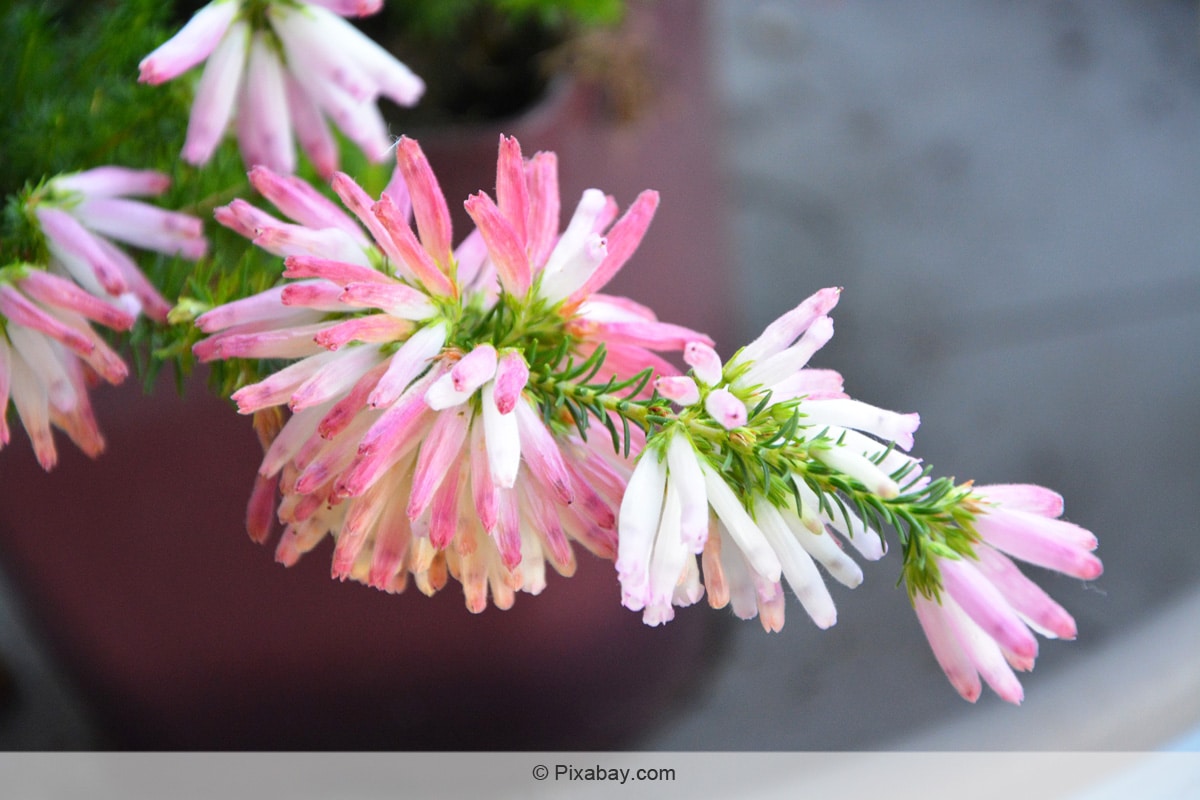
[0,0,1103,711]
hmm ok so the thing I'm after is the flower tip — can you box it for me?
[656,375,700,406]
[705,388,748,430]
[136,60,168,86]
[999,685,1025,705]
[956,682,982,704]
[642,605,675,627]
[813,610,837,630]
[876,480,901,500]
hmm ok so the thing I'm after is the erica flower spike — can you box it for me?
[194,134,1101,704]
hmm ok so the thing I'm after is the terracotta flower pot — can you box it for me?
[0,0,731,750]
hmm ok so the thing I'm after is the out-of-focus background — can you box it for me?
[644,0,1200,750]
[0,0,1197,751]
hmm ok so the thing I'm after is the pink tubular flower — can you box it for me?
[30,167,206,322]
[0,267,136,469]
[139,0,424,176]
[196,136,698,610]
[464,135,713,376]
[913,483,1102,704]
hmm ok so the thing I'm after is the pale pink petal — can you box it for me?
[50,167,170,198]
[736,315,835,391]
[570,316,714,352]
[35,207,128,295]
[367,321,447,409]
[16,271,136,331]
[338,281,435,320]
[7,326,76,415]
[407,405,471,520]
[337,373,437,497]
[646,480,687,611]
[496,135,529,247]
[7,351,57,470]
[973,484,1065,519]
[705,388,748,430]
[280,281,349,312]
[571,189,659,302]
[428,462,465,550]
[540,188,609,281]
[232,350,341,414]
[972,545,1078,640]
[0,286,95,358]
[733,286,842,368]
[194,321,331,362]
[770,368,847,402]
[254,221,371,266]
[464,191,530,297]
[214,198,279,241]
[974,507,1102,580]
[373,193,455,295]
[913,594,982,703]
[303,0,384,17]
[74,198,206,260]
[269,5,376,104]
[524,151,559,268]
[313,314,411,351]
[513,400,573,504]
[182,19,249,165]
[537,232,607,304]
[316,361,388,440]
[87,234,173,322]
[246,163,362,241]
[284,76,340,179]
[195,284,317,333]
[138,0,237,84]
[942,594,1026,704]
[236,33,295,174]
[491,351,529,414]
[940,557,1039,662]
[451,344,498,394]
[684,341,724,386]
[491,486,523,570]
[469,416,499,532]
[656,375,700,407]
[282,254,388,286]
[394,137,453,266]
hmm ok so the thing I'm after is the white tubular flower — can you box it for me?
[139,0,424,176]
[617,288,926,631]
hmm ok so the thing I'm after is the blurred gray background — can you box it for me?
[642,0,1200,750]
[0,0,1197,750]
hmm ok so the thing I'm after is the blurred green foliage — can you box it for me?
[0,0,629,393]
